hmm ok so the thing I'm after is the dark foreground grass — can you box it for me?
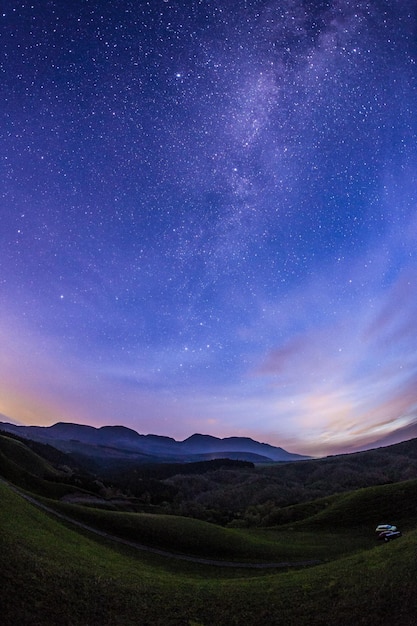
[1,481,417,625]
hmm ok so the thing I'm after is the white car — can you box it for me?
[375,524,397,533]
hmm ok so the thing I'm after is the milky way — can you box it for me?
[1,1,417,455]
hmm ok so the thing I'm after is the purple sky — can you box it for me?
[1,1,417,456]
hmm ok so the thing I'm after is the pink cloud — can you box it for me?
[364,270,417,346]
[256,334,310,376]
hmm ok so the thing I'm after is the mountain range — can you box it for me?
[0,420,309,464]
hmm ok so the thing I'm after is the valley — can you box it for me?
[1,428,417,625]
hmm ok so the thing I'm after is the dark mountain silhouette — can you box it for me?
[0,421,308,463]
[178,433,298,460]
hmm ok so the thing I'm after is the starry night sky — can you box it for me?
[1,1,417,456]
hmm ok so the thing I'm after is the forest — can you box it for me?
[3,429,417,527]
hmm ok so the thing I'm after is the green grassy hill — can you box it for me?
[295,479,417,531]
[1,432,417,624]
[0,434,102,499]
[263,479,417,530]
[37,497,368,563]
[0,434,62,479]
[42,476,417,564]
[0,435,73,497]
[1,479,417,625]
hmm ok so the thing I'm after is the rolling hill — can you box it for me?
[1,428,417,623]
[1,472,417,624]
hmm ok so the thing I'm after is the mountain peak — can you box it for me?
[182,433,221,444]
[99,425,142,437]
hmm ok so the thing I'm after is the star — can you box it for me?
[0,1,416,456]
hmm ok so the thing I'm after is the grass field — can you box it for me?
[39,496,371,563]
[0,435,82,498]
[1,479,417,625]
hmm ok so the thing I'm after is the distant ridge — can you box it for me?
[0,421,309,464]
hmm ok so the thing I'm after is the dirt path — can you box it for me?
[2,478,321,569]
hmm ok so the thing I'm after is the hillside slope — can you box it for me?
[0,434,106,499]
[1,480,417,625]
